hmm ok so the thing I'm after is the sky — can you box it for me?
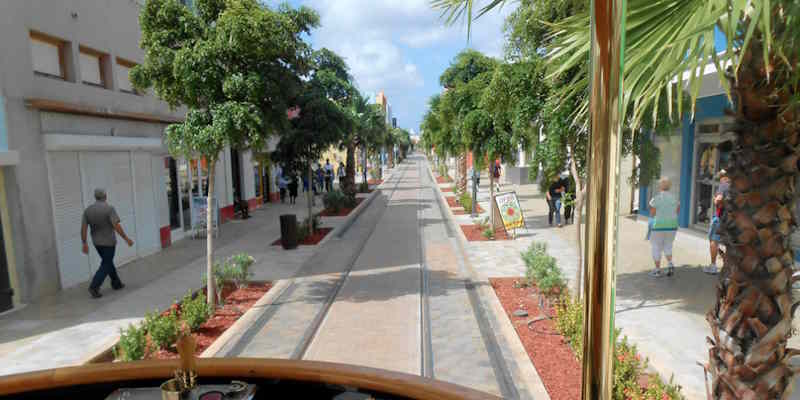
[278,0,516,136]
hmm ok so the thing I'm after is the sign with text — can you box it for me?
[493,191,525,231]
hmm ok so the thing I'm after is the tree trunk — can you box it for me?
[707,43,799,399]
[489,160,495,229]
[344,142,356,196]
[307,162,314,234]
[630,154,637,214]
[206,158,216,307]
[362,145,368,185]
[569,156,584,300]
[458,152,467,192]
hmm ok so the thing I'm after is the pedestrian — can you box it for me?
[288,173,299,205]
[81,188,134,299]
[337,161,346,188]
[561,174,574,224]
[324,159,334,192]
[278,171,288,203]
[648,177,679,277]
[546,177,565,227]
[302,173,309,193]
[316,166,325,195]
[704,170,730,274]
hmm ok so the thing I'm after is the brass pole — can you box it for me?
[582,0,626,398]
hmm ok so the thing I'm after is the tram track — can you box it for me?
[290,160,425,363]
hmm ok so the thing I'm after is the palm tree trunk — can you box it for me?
[707,43,799,399]
[344,142,356,196]
[458,152,467,192]
[569,157,584,300]
[206,158,216,307]
[362,145,368,184]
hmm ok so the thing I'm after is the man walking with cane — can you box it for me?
[81,188,134,299]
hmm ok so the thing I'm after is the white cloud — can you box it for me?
[292,0,513,129]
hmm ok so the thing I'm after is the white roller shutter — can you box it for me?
[47,151,91,288]
[110,152,137,264]
[133,152,159,257]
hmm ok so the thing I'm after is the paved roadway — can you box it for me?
[225,155,534,398]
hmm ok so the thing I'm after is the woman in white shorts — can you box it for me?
[649,177,679,277]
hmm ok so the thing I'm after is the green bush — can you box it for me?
[482,227,495,239]
[554,294,584,356]
[114,323,147,361]
[358,181,370,193]
[323,190,356,213]
[552,297,684,399]
[521,242,565,295]
[473,217,490,231]
[296,216,321,242]
[459,192,473,213]
[229,253,255,288]
[145,310,180,350]
[181,292,212,331]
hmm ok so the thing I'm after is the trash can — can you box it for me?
[279,214,298,250]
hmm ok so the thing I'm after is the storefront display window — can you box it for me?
[691,119,734,229]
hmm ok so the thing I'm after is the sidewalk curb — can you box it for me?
[425,163,551,400]
[201,279,291,358]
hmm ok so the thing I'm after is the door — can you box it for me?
[80,152,138,271]
[230,148,243,202]
[48,151,91,288]
[133,152,159,257]
[0,211,12,312]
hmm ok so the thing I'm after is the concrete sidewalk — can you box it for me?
[457,172,800,399]
[0,197,340,376]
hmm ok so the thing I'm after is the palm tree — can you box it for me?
[345,93,386,188]
[434,0,799,398]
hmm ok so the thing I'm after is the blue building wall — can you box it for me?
[0,96,7,152]
[638,94,731,227]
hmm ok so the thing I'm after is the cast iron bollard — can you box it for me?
[279,214,298,250]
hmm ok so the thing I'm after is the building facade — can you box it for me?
[635,63,800,258]
[0,1,269,309]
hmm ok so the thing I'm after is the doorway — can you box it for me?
[230,148,243,203]
[0,211,12,312]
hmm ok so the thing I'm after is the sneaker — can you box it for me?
[703,265,719,275]
[112,282,125,291]
[649,269,664,278]
[89,287,102,299]
[667,265,675,277]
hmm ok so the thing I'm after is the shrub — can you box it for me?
[459,192,473,214]
[323,190,356,213]
[181,291,212,331]
[482,227,495,239]
[521,242,565,295]
[228,253,255,288]
[473,217,490,231]
[114,323,147,361]
[552,297,684,399]
[296,216,321,242]
[554,294,584,356]
[358,181,370,193]
[145,310,180,350]
[438,163,448,178]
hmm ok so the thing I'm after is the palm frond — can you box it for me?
[430,0,509,38]
[548,0,792,129]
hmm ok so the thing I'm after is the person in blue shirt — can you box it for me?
[648,177,679,277]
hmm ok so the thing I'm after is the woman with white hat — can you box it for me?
[649,177,679,277]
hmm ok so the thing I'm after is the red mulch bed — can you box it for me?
[271,227,333,246]
[441,187,454,192]
[367,179,383,185]
[460,224,510,241]
[149,282,272,360]
[490,278,581,400]
[436,176,452,184]
[318,197,365,217]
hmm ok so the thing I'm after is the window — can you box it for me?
[116,59,138,94]
[79,46,107,87]
[29,31,66,79]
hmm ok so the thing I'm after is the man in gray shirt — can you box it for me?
[81,189,134,298]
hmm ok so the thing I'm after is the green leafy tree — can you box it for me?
[132,0,318,306]
[272,76,352,232]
